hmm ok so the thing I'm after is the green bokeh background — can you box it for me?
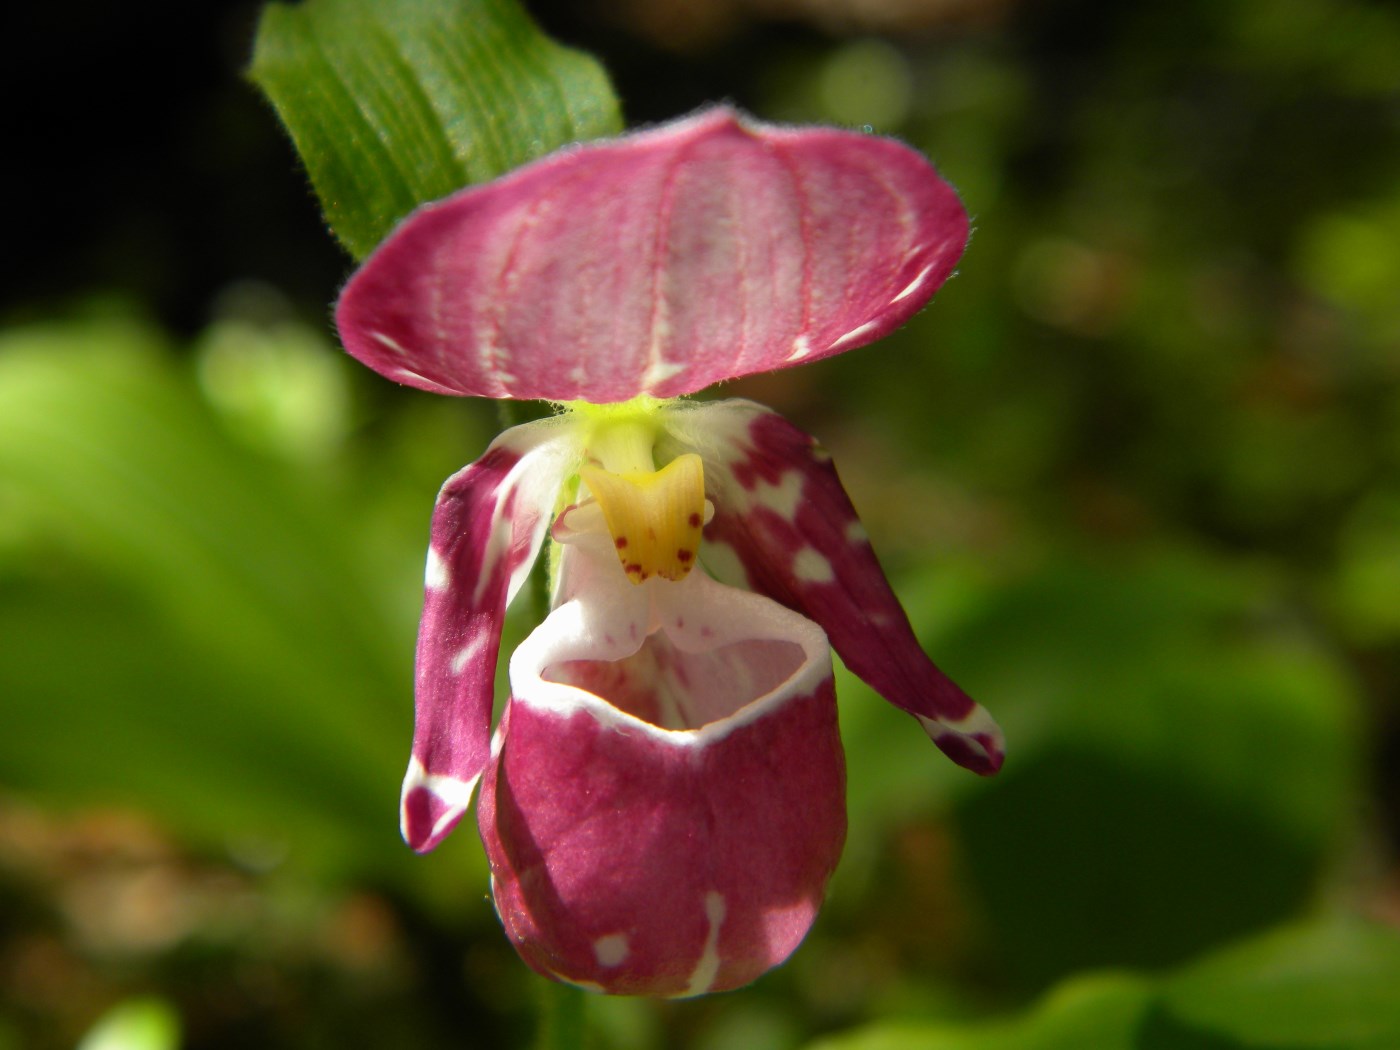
[3,1,1399,1047]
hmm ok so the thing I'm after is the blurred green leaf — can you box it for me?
[1157,920,1400,1048]
[806,920,1400,1050]
[0,318,420,878]
[76,998,180,1050]
[1329,488,1400,644]
[250,0,623,259]
[804,975,1151,1050]
[832,548,1361,987]
[193,309,353,463]
[953,552,1359,985]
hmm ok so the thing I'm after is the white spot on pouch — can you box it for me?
[593,934,630,967]
[681,892,727,998]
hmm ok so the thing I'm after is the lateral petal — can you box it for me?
[482,565,844,996]
[335,106,968,403]
[662,399,1004,775]
[400,416,579,853]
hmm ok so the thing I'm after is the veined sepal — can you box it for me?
[660,398,1005,774]
[399,414,581,853]
[336,106,968,404]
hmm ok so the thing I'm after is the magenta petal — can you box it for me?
[665,400,1005,775]
[399,418,577,853]
[479,677,845,997]
[335,106,968,403]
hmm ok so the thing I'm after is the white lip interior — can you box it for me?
[517,507,831,743]
[544,635,807,731]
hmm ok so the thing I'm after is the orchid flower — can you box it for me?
[335,106,1003,997]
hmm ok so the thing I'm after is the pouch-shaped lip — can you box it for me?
[507,562,832,748]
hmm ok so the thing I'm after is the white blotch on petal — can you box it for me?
[474,516,517,607]
[845,519,870,545]
[398,756,481,844]
[424,547,450,591]
[891,262,935,304]
[915,706,1005,771]
[451,637,486,675]
[792,547,835,584]
[371,330,410,356]
[681,892,727,998]
[506,541,538,604]
[400,756,480,810]
[786,333,813,361]
[918,706,1001,739]
[753,470,806,522]
[473,330,518,395]
[641,357,686,389]
[827,319,881,352]
[593,934,630,967]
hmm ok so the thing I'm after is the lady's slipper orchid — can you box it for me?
[335,106,1003,997]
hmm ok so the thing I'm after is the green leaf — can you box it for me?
[831,548,1361,987]
[805,975,1153,1050]
[805,920,1400,1050]
[1158,920,1400,1049]
[250,0,623,259]
[76,998,180,1050]
[0,318,418,878]
[944,552,1362,986]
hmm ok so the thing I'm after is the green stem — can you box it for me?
[533,977,588,1050]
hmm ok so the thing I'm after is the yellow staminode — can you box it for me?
[580,454,706,584]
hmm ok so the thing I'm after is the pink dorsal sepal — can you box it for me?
[399,417,578,853]
[665,399,1005,775]
[336,106,968,404]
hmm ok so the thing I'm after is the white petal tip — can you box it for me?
[916,709,1005,776]
[399,760,481,851]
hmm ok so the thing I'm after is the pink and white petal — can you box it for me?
[662,399,1004,775]
[335,106,967,404]
[482,570,844,996]
[400,416,580,853]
